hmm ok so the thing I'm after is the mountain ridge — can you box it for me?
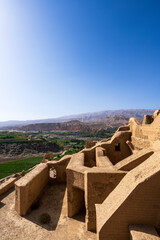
[0,109,155,131]
[0,109,155,129]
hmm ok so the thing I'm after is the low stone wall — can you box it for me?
[0,177,18,196]
[15,163,49,216]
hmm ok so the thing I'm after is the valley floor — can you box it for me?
[0,153,44,163]
[0,183,96,240]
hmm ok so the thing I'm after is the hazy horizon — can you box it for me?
[0,108,156,122]
[0,1,160,121]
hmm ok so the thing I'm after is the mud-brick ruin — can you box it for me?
[2,110,160,239]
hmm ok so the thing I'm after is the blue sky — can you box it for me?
[0,0,160,121]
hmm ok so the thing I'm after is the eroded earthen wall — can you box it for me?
[15,163,49,216]
[129,114,160,150]
[85,170,126,231]
[101,131,132,164]
[96,152,160,240]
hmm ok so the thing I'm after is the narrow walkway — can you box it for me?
[0,183,96,240]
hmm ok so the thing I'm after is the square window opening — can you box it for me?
[115,143,120,151]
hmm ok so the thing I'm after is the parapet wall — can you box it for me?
[129,111,160,150]
[96,152,160,240]
[115,149,154,171]
[47,155,71,182]
[15,163,49,216]
[100,131,132,164]
[0,177,19,196]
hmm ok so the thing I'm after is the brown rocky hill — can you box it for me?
[0,141,62,157]
[87,115,129,131]
[0,109,154,129]
[1,109,155,132]
[5,116,130,132]
[14,120,92,132]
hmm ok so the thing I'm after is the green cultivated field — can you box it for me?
[0,156,43,179]
[0,128,116,179]
[0,150,81,179]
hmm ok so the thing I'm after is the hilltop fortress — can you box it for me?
[1,110,160,239]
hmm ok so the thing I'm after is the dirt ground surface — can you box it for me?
[0,183,96,240]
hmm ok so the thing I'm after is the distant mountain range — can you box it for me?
[0,109,155,131]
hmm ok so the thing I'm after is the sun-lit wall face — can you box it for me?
[0,0,160,121]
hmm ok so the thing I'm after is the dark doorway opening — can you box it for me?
[72,187,86,222]
[115,143,120,151]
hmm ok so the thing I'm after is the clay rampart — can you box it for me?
[15,163,49,216]
[129,114,160,150]
[96,152,160,240]
[85,168,126,231]
[100,131,132,164]
[12,109,160,239]
[115,149,154,171]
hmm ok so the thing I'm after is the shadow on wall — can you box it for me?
[0,187,14,209]
[24,182,66,231]
[72,209,86,223]
[72,187,86,223]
